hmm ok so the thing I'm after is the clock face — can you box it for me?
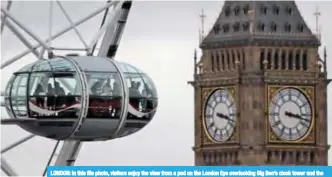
[204,89,237,142]
[268,87,313,141]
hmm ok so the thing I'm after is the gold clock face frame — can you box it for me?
[202,87,237,143]
[267,86,315,143]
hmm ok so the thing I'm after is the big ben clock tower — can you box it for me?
[189,1,330,165]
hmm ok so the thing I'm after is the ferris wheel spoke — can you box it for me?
[3,20,40,58]
[1,0,118,69]
[1,8,52,54]
[54,140,82,166]
[0,0,12,34]
[1,134,35,154]
[91,1,111,54]
[50,47,87,51]
[43,141,61,176]
[98,1,132,58]
[1,158,19,176]
[56,1,88,49]
[87,1,123,55]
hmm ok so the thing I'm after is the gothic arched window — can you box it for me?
[281,50,286,69]
[295,50,301,70]
[211,53,215,71]
[221,51,225,70]
[216,52,220,71]
[267,49,272,69]
[260,48,265,70]
[288,50,294,70]
[274,49,279,69]
[303,50,308,70]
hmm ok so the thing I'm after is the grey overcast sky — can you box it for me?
[1,1,332,175]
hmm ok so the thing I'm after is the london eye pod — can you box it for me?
[3,56,158,141]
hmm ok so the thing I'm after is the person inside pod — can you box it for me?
[28,72,81,119]
[87,73,123,119]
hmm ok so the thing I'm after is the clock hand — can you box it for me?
[284,111,310,122]
[285,111,299,118]
[216,112,235,122]
[293,114,310,122]
[216,112,226,119]
[284,111,295,117]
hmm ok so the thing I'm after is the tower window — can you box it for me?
[303,50,308,70]
[274,49,279,69]
[270,22,277,32]
[213,24,221,34]
[285,23,291,32]
[286,6,292,15]
[232,50,236,68]
[237,50,241,69]
[295,50,301,70]
[310,152,315,163]
[216,52,220,71]
[223,24,230,33]
[225,7,231,17]
[243,22,249,31]
[297,24,304,32]
[281,151,286,162]
[260,6,267,14]
[233,22,240,32]
[203,153,208,161]
[257,22,265,32]
[221,51,225,70]
[234,6,240,16]
[288,50,294,70]
[211,54,215,71]
[226,50,230,69]
[273,5,279,15]
[267,49,272,69]
[243,5,249,15]
[281,50,286,69]
[296,151,300,162]
[242,48,246,70]
[260,48,265,70]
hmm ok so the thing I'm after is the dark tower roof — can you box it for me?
[200,1,320,49]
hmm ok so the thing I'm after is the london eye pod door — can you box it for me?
[3,56,158,141]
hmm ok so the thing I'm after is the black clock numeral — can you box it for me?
[229,121,235,127]
[301,113,311,117]
[224,129,230,138]
[213,128,218,135]
[212,93,218,102]
[300,121,309,128]
[229,113,236,116]
[287,128,292,139]
[207,122,214,129]
[288,89,292,100]
[224,92,229,99]
[205,113,213,118]
[300,102,308,108]
[296,127,301,134]
[206,103,213,108]
[269,112,279,116]
[271,120,281,127]
[280,125,285,133]
[271,99,278,106]
[227,101,234,108]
